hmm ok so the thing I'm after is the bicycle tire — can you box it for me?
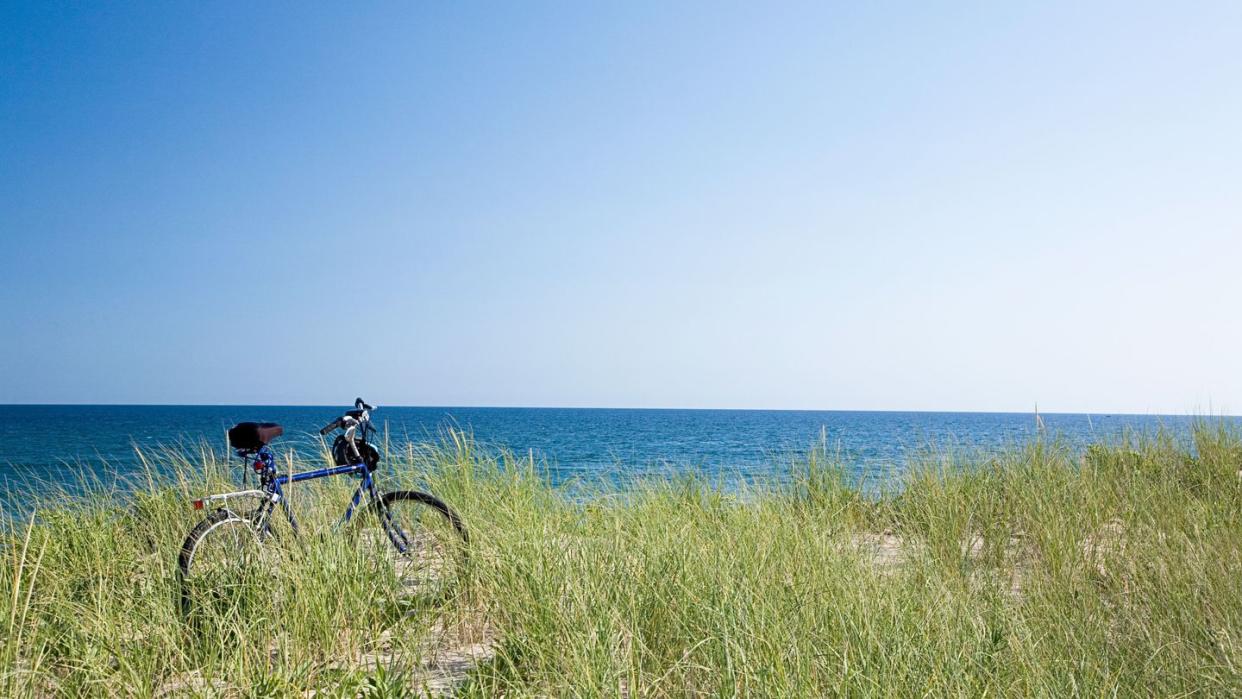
[364,490,468,601]
[177,508,265,617]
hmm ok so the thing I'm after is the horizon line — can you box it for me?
[0,402,1236,419]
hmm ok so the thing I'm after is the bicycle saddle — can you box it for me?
[227,422,284,450]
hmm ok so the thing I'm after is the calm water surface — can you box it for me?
[0,405,1229,497]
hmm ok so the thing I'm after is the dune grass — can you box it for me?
[1,424,1240,696]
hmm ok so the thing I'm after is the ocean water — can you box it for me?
[0,405,1229,497]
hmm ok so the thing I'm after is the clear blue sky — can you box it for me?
[2,2,1240,413]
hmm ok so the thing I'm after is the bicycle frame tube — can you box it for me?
[275,463,367,484]
[340,468,380,524]
[206,445,392,538]
[260,460,381,533]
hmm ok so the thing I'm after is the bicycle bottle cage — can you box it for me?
[227,422,284,451]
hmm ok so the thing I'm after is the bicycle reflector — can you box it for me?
[192,499,205,510]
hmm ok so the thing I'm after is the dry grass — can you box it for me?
[2,422,1240,696]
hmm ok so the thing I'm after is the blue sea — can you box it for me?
[0,405,1230,498]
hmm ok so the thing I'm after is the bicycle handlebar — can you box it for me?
[320,398,376,435]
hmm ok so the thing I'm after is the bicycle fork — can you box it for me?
[321,470,412,554]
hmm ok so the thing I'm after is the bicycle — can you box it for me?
[177,398,468,616]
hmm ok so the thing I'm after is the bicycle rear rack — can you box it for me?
[191,489,272,510]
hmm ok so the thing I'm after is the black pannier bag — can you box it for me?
[227,422,284,450]
[332,435,380,472]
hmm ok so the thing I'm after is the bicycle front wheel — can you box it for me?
[364,491,467,603]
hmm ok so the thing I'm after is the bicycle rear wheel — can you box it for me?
[177,509,266,618]
[363,491,467,603]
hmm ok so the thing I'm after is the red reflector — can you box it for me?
[192,499,204,510]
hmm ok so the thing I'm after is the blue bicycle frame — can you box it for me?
[193,444,413,552]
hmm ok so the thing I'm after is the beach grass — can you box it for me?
[1,424,1240,696]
